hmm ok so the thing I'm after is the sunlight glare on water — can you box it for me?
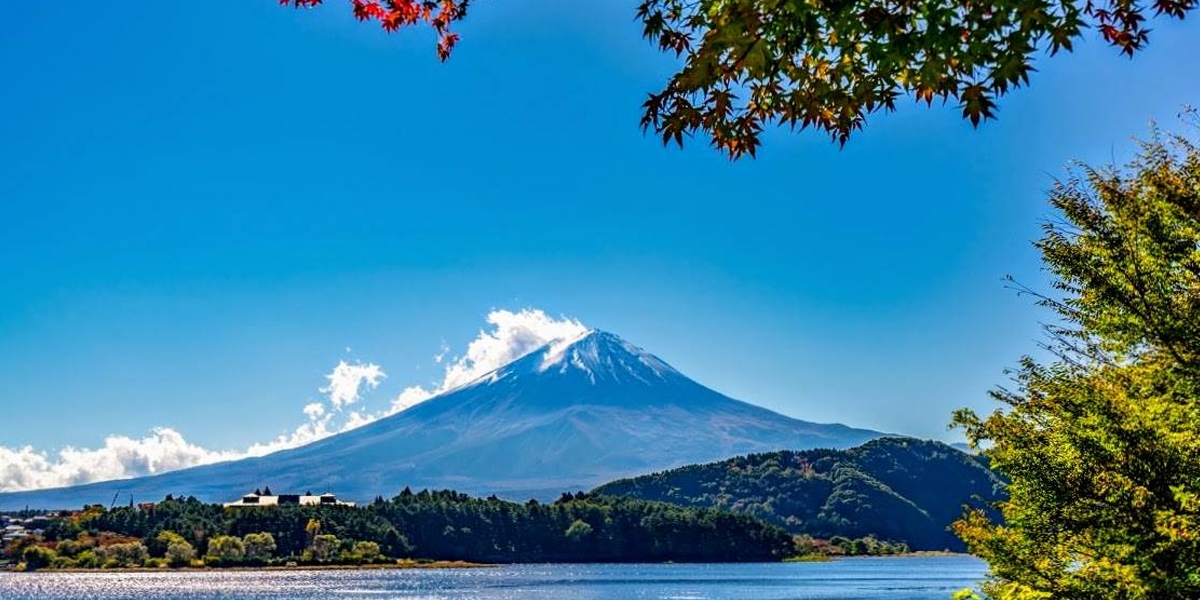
[0,557,987,600]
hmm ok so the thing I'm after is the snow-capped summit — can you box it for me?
[0,330,885,509]
[539,330,679,384]
[477,330,681,387]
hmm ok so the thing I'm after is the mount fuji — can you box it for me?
[0,331,885,509]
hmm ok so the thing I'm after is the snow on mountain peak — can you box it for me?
[538,329,595,371]
[535,330,679,385]
[458,329,683,391]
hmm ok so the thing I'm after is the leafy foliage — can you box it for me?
[953,126,1200,599]
[280,0,469,60]
[593,437,1005,550]
[634,0,1195,156]
[360,489,794,562]
[350,540,382,561]
[204,535,246,565]
[165,539,196,567]
[281,0,1193,158]
[20,546,56,571]
[307,534,340,562]
[99,541,149,568]
[242,532,277,563]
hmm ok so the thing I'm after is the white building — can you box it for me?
[223,491,354,508]
[2,523,29,544]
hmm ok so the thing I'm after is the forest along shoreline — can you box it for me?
[2,491,794,572]
[1,490,927,572]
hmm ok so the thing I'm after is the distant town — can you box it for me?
[2,514,43,546]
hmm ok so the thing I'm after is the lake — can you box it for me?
[0,556,986,600]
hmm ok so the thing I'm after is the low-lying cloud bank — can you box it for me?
[0,308,587,492]
[0,360,387,493]
[0,429,242,493]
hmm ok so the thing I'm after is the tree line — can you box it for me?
[5,489,796,570]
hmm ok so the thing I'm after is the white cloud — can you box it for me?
[321,361,386,409]
[302,402,326,419]
[341,409,379,431]
[0,429,242,492]
[0,360,387,493]
[445,309,588,390]
[385,308,588,414]
[242,415,336,458]
[0,308,588,492]
[389,385,435,414]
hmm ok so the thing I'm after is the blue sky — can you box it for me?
[1,1,1198,488]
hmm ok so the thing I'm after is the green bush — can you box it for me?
[50,556,78,569]
[22,546,57,571]
[73,550,101,569]
[143,557,168,568]
[204,535,245,566]
[166,541,196,567]
[352,540,381,562]
[149,531,188,558]
[242,532,276,563]
[308,534,340,562]
[54,538,84,557]
[99,542,148,568]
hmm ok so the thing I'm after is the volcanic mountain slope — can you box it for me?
[0,331,885,509]
[593,437,1006,551]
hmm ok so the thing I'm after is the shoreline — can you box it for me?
[786,551,971,563]
[838,551,971,558]
[3,554,977,573]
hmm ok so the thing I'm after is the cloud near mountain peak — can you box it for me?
[392,309,589,410]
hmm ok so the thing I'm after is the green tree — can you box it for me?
[165,540,197,568]
[305,518,321,547]
[351,540,381,562]
[54,538,85,558]
[205,535,246,565]
[42,519,81,541]
[151,531,187,558]
[100,542,148,568]
[21,546,57,571]
[565,519,594,542]
[74,550,101,569]
[242,532,277,563]
[309,534,340,562]
[954,126,1200,599]
[282,0,1194,158]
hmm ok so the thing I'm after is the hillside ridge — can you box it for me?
[593,436,1004,551]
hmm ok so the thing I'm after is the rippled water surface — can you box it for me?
[0,556,986,600]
